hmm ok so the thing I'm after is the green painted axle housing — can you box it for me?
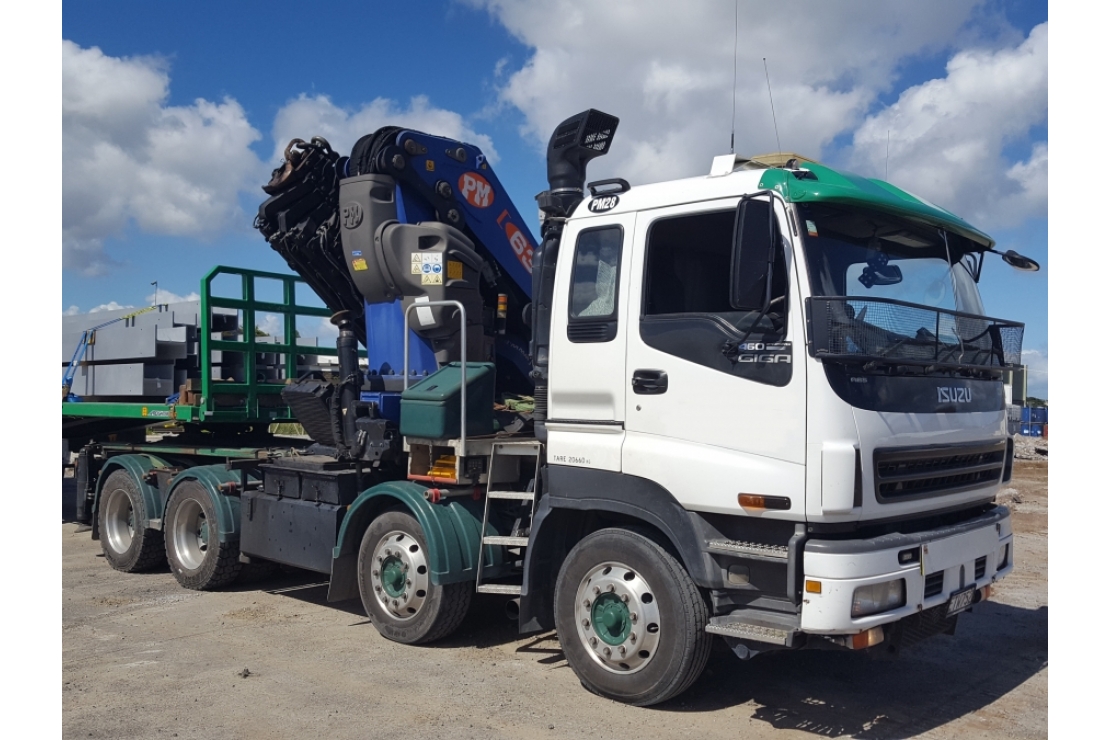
[327,480,504,602]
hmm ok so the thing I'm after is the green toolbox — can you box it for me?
[399,362,496,439]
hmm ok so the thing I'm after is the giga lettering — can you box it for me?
[937,387,972,403]
[458,172,494,208]
[497,209,534,273]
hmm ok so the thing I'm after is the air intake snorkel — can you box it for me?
[531,110,619,439]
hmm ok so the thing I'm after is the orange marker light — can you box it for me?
[805,580,822,594]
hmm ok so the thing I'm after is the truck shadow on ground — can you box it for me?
[665,601,1048,737]
[198,553,1048,737]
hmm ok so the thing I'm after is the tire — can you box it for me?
[164,481,241,590]
[554,528,712,706]
[357,509,472,644]
[98,470,165,572]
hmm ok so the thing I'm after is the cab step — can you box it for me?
[476,584,522,595]
[706,611,800,646]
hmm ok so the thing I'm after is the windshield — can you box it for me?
[798,203,985,315]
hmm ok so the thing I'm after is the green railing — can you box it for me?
[200,265,353,423]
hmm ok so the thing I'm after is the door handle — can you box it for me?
[631,369,668,395]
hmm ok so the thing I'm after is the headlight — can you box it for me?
[851,579,906,618]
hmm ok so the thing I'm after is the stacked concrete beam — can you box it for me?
[62,302,337,400]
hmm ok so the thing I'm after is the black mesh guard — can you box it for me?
[806,297,1023,369]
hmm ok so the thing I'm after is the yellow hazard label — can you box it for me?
[421,273,443,285]
[447,260,463,280]
[425,160,435,172]
[352,258,369,271]
[141,407,148,417]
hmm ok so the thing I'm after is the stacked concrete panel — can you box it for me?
[62,302,338,401]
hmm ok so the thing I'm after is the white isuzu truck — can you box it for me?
[73,109,1035,706]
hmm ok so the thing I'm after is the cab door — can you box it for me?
[546,212,636,472]
[621,197,807,514]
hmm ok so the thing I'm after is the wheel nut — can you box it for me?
[631,632,637,643]
[603,647,611,657]
[630,612,638,623]
[402,593,408,600]
[621,594,628,603]
[582,619,590,628]
[619,646,626,656]
[582,599,591,608]
[606,584,615,592]
[589,637,597,647]
[372,570,379,577]
[374,585,381,593]
[377,556,383,563]
[406,579,412,586]
[593,586,600,595]
[392,599,399,606]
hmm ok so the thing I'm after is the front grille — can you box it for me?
[924,571,945,598]
[975,556,987,580]
[874,441,1006,503]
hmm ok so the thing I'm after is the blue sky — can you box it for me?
[61,0,1049,395]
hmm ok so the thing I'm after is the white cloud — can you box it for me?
[147,289,200,305]
[470,0,987,185]
[849,24,1047,230]
[63,40,266,276]
[89,301,134,314]
[64,306,81,316]
[270,94,499,166]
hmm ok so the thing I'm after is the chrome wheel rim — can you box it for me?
[172,498,208,571]
[370,530,429,621]
[103,487,135,555]
[574,562,662,674]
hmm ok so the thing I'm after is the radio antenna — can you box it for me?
[763,58,782,160]
[730,0,738,154]
[886,129,890,180]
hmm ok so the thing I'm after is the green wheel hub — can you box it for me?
[381,557,407,598]
[592,593,632,646]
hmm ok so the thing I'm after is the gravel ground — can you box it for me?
[62,461,1047,739]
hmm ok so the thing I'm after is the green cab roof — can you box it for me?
[758,163,995,249]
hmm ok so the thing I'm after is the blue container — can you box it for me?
[1032,407,1048,423]
[1020,424,1031,436]
[1021,407,1032,422]
[1029,423,1043,437]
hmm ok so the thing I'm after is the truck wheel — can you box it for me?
[164,481,241,590]
[357,509,472,644]
[98,470,165,572]
[554,528,712,706]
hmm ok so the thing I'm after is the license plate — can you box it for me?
[946,585,977,617]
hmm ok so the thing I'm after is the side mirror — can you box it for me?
[1001,250,1040,272]
[731,195,776,311]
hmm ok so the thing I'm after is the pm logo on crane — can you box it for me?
[459,172,494,208]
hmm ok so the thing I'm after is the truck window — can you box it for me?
[566,225,624,343]
[643,209,788,334]
[569,225,623,320]
[639,208,791,386]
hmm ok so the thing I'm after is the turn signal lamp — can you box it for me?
[738,494,791,510]
[805,580,822,594]
[850,627,884,650]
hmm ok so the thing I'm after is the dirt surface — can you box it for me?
[62,461,1047,739]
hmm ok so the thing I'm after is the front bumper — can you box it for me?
[800,506,1013,633]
